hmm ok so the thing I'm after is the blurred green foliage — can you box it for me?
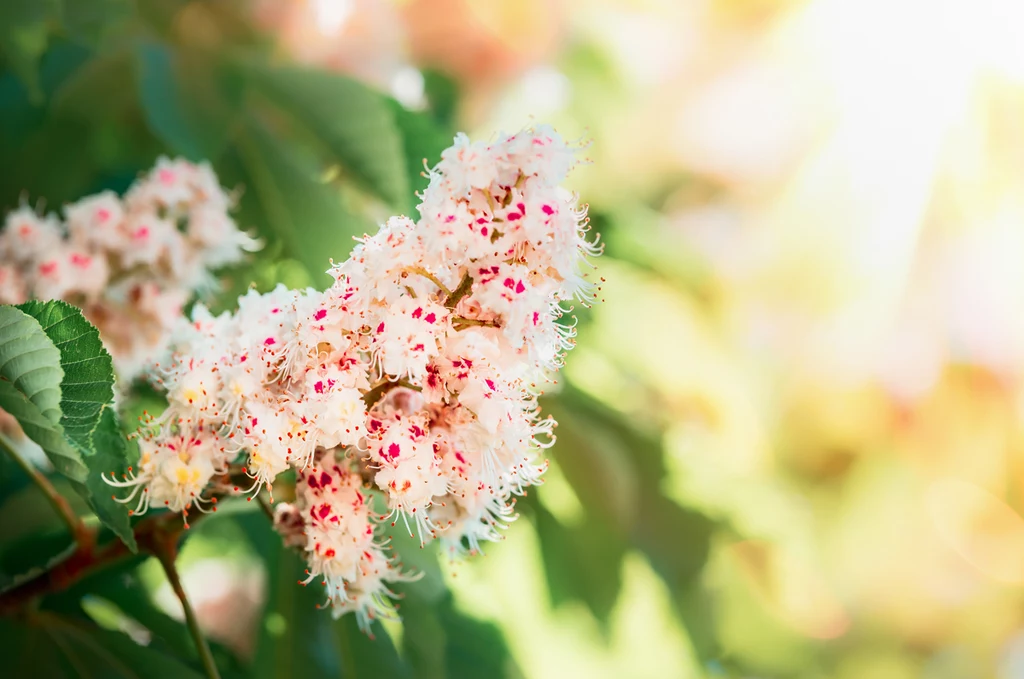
[0,0,450,290]
[0,2,735,678]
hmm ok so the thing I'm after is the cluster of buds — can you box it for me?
[0,158,256,382]
[108,126,600,629]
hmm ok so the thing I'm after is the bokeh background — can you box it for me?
[4,0,1024,677]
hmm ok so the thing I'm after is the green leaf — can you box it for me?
[17,300,114,446]
[0,441,32,498]
[43,555,246,675]
[547,386,721,659]
[421,69,459,129]
[0,523,75,592]
[15,301,136,549]
[61,0,134,47]
[0,613,205,678]
[84,407,137,551]
[527,497,626,626]
[233,117,373,285]
[0,379,87,482]
[397,587,518,679]
[0,0,60,102]
[542,394,639,533]
[634,493,718,658]
[0,304,63,425]
[246,63,410,208]
[234,507,411,679]
[336,614,411,679]
[251,536,342,678]
[135,41,234,160]
[50,50,135,123]
[388,99,452,210]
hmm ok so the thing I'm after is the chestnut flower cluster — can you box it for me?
[108,126,600,629]
[0,157,256,382]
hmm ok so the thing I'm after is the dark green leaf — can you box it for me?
[388,99,452,209]
[546,386,721,659]
[135,41,233,160]
[527,497,626,625]
[0,523,75,592]
[336,613,411,679]
[398,587,518,679]
[252,539,343,678]
[50,50,135,123]
[0,0,59,102]
[233,117,373,285]
[44,555,246,675]
[421,69,459,129]
[236,507,411,679]
[246,63,409,207]
[0,116,100,210]
[0,613,205,678]
[634,493,718,658]
[61,0,134,47]
[84,407,137,551]
[542,394,639,533]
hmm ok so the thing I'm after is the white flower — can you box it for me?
[1,157,255,384]
[108,124,601,627]
[106,425,224,518]
[1,207,63,263]
[65,191,125,250]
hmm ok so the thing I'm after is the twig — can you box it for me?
[362,378,424,409]
[0,504,205,614]
[452,317,501,331]
[362,379,397,409]
[0,432,90,549]
[256,493,274,522]
[0,468,284,615]
[0,527,128,614]
[406,267,451,297]
[153,539,221,679]
[444,273,473,310]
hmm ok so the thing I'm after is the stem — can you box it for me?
[0,502,210,614]
[444,273,473,310]
[0,528,124,614]
[0,464,286,614]
[362,379,396,408]
[452,317,501,330]
[256,493,274,522]
[154,542,221,679]
[0,432,89,548]
[362,378,423,409]
[407,267,451,297]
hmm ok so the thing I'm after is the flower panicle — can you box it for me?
[0,157,257,383]
[106,125,602,628]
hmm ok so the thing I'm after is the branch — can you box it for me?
[0,503,206,615]
[0,432,91,549]
[0,469,285,615]
[153,538,221,679]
